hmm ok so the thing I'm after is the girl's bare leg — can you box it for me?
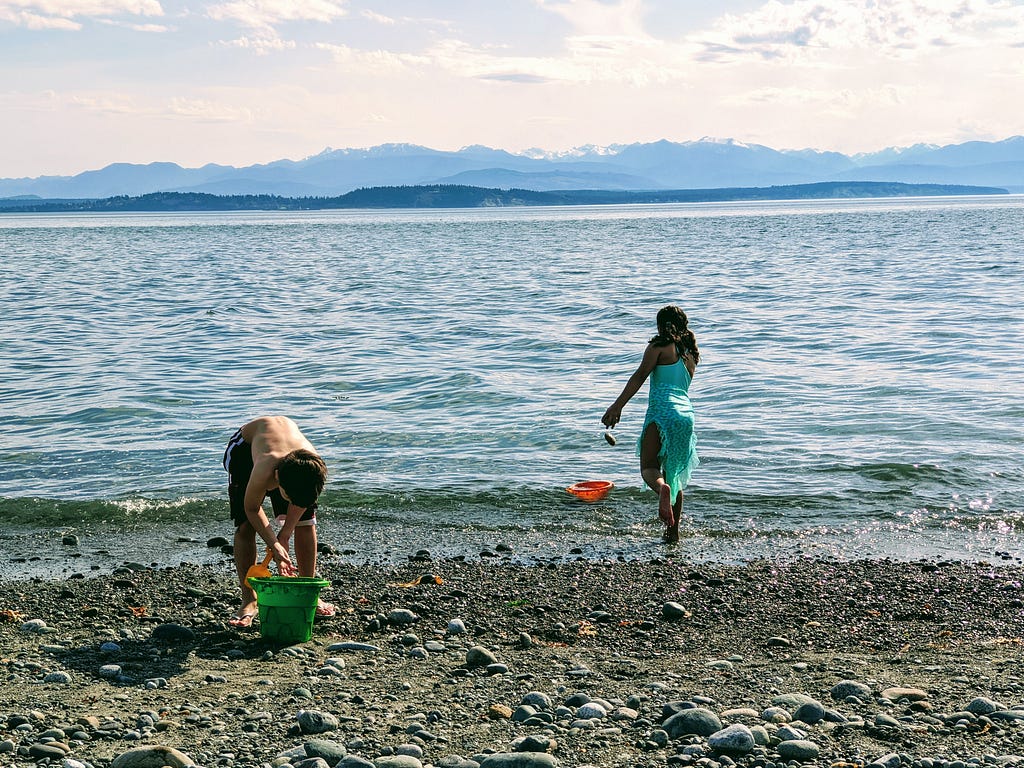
[664,491,683,543]
[640,424,674,530]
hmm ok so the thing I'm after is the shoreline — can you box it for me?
[2,556,1023,768]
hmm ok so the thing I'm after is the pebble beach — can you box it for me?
[2,552,1023,768]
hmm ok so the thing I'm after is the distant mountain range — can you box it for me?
[3,136,1023,200]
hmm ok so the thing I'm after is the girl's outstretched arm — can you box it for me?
[602,343,661,428]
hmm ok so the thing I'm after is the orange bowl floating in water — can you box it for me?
[566,480,614,502]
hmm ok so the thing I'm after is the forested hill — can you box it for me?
[0,181,1008,212]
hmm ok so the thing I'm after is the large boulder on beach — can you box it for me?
[374,756,422,768]
[966,696,1004,715]
[522,691,552,710]
[304,739,347,764]
[298,710,339,734]
[663,707,722,738]
[708,723,756,753]
[466,645,499,669]
[793,700,826,724]
[777,740,820,761]
[110,746,195,768]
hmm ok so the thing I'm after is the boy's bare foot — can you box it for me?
[229,602,259,628]
[658,484,674,526]
[315,601,337,618]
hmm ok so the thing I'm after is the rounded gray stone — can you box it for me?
[575,702,607,719]
[374,756,423,768]
[793,700,826,725]
[776,739,820,762]
[749,725,771,746]
[966,697,1003,715]
[297,709,339,734]
[447,619,467,634]
[110,746,196,768]
[761,706,791,723]
[387,609,419,626]
[466,645,498,669]
[326,641,380,652]
[662,601,689,620]
[522,691,552,710]
[663,707,722,738]
[303,738,347,764]
[708,723,756,754]
[776,724,807,741]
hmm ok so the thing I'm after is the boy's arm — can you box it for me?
[276,505,305,545]
[243,476,294,572]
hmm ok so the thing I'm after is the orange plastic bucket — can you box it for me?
[566,480,614,502]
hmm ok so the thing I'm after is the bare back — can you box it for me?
[240,416,315,503]
[650,342,697,378]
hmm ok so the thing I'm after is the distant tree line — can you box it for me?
[0,182,1007,213]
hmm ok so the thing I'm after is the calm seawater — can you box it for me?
[1,197,1022,579]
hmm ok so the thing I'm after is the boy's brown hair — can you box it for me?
[277,449,327,508]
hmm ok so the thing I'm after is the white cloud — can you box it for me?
[312,33,694,87]
[97,17,168,30]
[167,97,259,122]
[69,93,139,114]
[314,42,427,73]
[730,83,906,115]
[221,33,296,53]
[697,0,1024,62]
[206,0,347,32]
[534,0,647,37]
[53,90,264,123]
[360,8,392,25]
[2,9,81,27]
[0,0,162,28]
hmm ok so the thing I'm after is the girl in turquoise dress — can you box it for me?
[602,306,699,542]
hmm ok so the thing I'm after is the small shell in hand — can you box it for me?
[604,431,617,446]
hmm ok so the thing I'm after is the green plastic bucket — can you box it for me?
[249,576,330,644]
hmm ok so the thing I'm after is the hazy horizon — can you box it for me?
[4,0,1023,178]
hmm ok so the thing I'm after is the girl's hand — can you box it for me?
[602,405,621,428]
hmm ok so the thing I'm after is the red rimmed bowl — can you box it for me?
[566,480,614,502]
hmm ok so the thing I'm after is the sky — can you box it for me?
[2,0,1023,178]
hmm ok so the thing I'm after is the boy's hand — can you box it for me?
[272,542,296,576]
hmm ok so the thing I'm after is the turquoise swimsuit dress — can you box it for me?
[637,358,698,500]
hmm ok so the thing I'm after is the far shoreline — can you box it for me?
[0,181,1011,214]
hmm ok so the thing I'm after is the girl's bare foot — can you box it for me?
[658,484,674,526]
[663,522,680,543]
